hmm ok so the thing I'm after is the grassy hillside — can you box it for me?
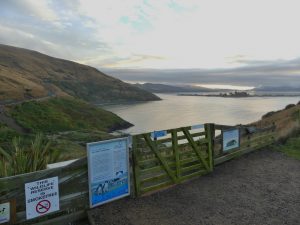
[134,83,227,93]
[7,97,132,133]
[251,102,300,141]
[0,44,160,103]
[256,102,300,160]
[0,97,131,161]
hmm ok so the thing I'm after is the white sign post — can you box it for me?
[87,137,130,208]
[0,202,10,224]
[25,177,60,220]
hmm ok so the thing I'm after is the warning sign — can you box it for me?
[36,200,51,214]
[25,177,59,220]
[0,202,10,224]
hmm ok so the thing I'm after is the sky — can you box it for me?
[1,0,300,88]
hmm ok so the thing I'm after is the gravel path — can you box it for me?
[89,149,300,225]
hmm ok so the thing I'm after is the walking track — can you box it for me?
[89,149,300,225]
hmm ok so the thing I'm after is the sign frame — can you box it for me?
[87,137,130,208]
[222,128,240,153]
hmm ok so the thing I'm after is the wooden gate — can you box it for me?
[132,124,214,196]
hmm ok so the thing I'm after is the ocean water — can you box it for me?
[103,94,300,134]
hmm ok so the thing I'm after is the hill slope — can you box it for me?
[252,102,300,141]
[0,97,132,160]
[0,44,160,103]
[7,97,132,133]
[134,83,233,93]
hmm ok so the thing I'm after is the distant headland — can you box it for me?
[179,91,300,98]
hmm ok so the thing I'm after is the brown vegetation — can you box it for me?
[0,44,159,103]
[251,103,300,141]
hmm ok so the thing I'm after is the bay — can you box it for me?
[103,94,300,134]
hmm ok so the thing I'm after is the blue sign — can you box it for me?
[87,137,130,208]
[151,130,167,139]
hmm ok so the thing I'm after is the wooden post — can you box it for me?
[205,124,214,172]
[132,135,141,197]
[10,199,16,225]
[298,109,300,125]
[171,130,180,182]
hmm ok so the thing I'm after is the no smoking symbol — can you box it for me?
[36,200,51,214]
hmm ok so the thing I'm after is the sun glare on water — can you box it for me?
[196,84,255,91]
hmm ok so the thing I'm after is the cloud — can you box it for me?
[1,0,300,71]
[0,24,63,58]
[0,0,111,61]
[0,0,59,22]
[103,57,300,87]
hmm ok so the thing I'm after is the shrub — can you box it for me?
[0,133,60,177]
[285,104,296,110]
[262,111,276,119]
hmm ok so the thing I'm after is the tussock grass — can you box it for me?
[0,133,59,177]
[275,129,300,160]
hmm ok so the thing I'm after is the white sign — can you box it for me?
[25,177,60,220]
[87,137,130,208]
[0,202,10,224]
[223,129,240,152]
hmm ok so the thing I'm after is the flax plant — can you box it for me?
[0,133,60,177]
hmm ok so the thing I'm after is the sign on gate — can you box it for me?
[151,130,167,139]
[222,128,240,152]
[87,137,130,208]
[25,177,60,220]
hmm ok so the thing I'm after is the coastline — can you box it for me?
[178,93,300,98]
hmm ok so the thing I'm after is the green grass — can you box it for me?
[0,123,19,145]
[9,97,132,133]
[48,130,114,161]
[2,98,131,163]
[276,133,300,160]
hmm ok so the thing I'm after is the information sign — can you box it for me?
[25,177,59,220]
[223,129,240,152]
[87,137,130,208]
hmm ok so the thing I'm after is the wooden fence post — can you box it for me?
[132,135,141,197]
[205,123,215,172]
[171,130,180,182]
[298,109,300,125]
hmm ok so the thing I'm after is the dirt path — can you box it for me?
[89,149,300,225]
